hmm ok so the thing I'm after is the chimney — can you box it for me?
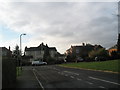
[9,46,10,51]
[82,43,85,46]
[41,42,44,45]
[46,44,48,47]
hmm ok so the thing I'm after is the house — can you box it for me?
[49,47,57,58]
[108,45,117,56]
[65,43,103,62]
[57,52,65,60]
[1,47,12,57]
[54,52,66,64]
[25,43,58,62]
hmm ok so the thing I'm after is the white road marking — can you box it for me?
[65,74,68,76]
[99,86,105,88]
[77,78,82,81]
[89,76,120,86]
[32,69,44,90]
[51,67,59,71]
[54,68,59,71]
[70,76,74,78]
[64,71,79,75]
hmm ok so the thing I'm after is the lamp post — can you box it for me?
[20,33,26,70]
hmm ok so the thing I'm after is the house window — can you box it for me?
[76,49,79,53]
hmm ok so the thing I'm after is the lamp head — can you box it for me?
[23,33,26,35]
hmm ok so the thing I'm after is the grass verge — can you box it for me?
[16,67,22,76]
[59,59,120,73]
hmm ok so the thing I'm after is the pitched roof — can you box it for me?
[49,47,57,51]
[1,47,12,52]
[25,43,57,51]
[109,44,117,50]
[25,47,40,51]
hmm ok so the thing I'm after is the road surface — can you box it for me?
[24,65,120,89]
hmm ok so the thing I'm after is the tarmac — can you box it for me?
[15,66,120,89]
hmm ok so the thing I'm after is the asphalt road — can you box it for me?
[28,65,120,89]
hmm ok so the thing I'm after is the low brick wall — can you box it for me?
[2,57,16,88]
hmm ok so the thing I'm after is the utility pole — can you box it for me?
[117,34,120,53]
[118,21,120,58]
[118,2,120,56]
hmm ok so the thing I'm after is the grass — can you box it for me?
[16,67,22,76]
[60,59,120,73]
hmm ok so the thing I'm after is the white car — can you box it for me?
[39,61,47,65]
[32,61,47,66]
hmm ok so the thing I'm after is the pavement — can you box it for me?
[16,66,41,89]
[16,65,120,89]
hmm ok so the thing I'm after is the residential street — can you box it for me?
[16,65,120,89]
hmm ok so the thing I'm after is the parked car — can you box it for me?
[76,57,84,62]
[32,61,47,66]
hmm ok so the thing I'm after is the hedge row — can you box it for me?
[2,57,16,88]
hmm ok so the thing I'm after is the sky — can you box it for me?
[0,0,119,54]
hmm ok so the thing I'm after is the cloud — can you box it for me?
[0,2,118,53]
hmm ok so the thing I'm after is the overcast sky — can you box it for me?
[0,1,119,54]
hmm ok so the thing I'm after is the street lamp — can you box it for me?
[20,33,26,53]
[20,33,26,70]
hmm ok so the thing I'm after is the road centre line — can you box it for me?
[89,76,120,86]
[54,68,59,71]
[77,78,82,81]
[63,71,79,75]
[70,76,74,78]
[32,69,44,90]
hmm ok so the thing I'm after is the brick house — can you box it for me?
[65,43,103,61]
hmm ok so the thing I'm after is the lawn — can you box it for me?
[60,59,120,73]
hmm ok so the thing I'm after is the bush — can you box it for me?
[45,56,56,64]
[2,57,16,88]
[89,48,109,61]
